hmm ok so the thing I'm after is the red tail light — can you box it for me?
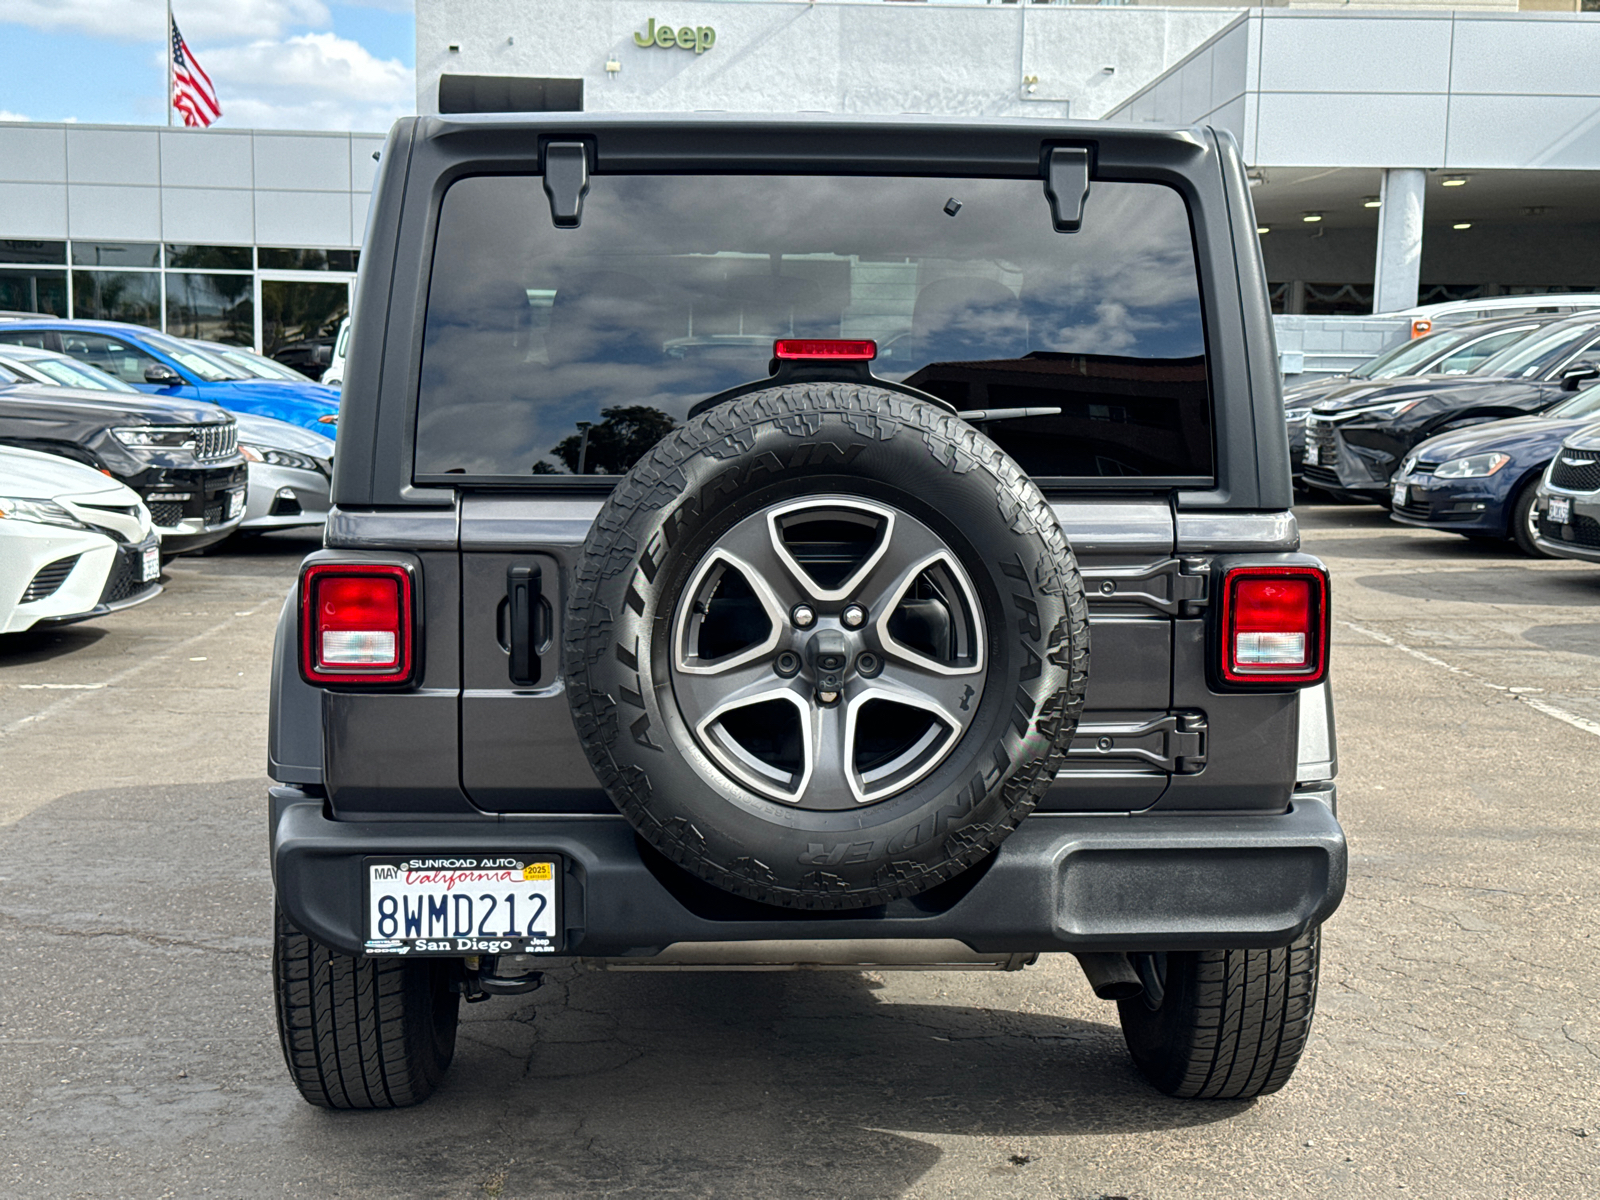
[1219,565,1328,687]
[773,339,877,361]
[299,563,414,686]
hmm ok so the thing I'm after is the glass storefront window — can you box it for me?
[0,241,66,265]
[259,247,358,272]
[0,268,68,316]
[262,279,349,378]
[166,244,253,271]
[166,272,254,345]
[72,270,161,326]
[70,242,161,269]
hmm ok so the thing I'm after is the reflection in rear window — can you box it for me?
[415,173,1210,481]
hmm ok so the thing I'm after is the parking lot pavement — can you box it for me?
[1,507,1597,1198]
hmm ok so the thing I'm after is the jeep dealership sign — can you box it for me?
[634,19,716,54]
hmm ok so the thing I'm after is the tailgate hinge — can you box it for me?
[1080,557,1210,617]
[1068,711,1208,775]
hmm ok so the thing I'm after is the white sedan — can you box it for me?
[0,446,162,634]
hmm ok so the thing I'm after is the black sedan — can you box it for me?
[1285,315,1554,476]
[1301,314,1600,504]
[0,364,247,554]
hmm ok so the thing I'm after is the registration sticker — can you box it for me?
[364,855,561,956]
[1549,496,1572,524]
[1392,482,1407,508]
[141,545,160,582]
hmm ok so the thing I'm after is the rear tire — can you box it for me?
[273,907,459,1109]
[1508,477,1552,558]
[1117,928,1321,1100]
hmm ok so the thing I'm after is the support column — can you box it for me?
[1372,167,1426,313]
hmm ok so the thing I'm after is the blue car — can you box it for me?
[1389,383,1600,555]
[0,319,338,435]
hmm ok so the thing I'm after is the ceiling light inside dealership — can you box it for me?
[1257,225,1270,234]
[1453,222,1472,230]
[1302,212,1323,223]
[1442,175,1469,187]
[1362,196,1381,208]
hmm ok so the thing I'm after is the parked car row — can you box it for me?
[1286,299,1600,566]
[0,318,337,634]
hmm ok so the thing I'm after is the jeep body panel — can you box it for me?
[268,113,1342,960]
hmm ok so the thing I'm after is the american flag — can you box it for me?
[171,16,222,128]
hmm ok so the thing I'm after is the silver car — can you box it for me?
[231,411,333,534]
[1533,421,1600,563]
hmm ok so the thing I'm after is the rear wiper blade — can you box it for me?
[957,407,1061,422]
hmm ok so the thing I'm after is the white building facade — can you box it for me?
[0,124,384,354]
[1,0,1597,351]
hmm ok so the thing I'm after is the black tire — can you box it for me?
[273,907,459,1109]
[566,383,1089,911]
[1117,928,1321,1100]
[1508,476,1552,558]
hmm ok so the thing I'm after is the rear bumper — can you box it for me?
[270,785,1348,960]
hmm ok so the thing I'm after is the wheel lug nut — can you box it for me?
[792,605,816,629]
[842,604,866,628]
[775,651,800,677]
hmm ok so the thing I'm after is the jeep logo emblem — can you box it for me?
[634,19,716,54]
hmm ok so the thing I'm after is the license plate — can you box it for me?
[1549,496,1571,523]
[1392,482,1407,507]
[364,855,561,956]
[141,545,160,582]
[227,489,245,519]
[1305,443,1319,466]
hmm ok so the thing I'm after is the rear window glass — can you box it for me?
[415,173,1210,482]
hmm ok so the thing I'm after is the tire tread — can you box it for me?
[272,908,454,1109]
[1119,928,1321,1100]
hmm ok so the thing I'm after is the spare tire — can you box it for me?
[566,383,1088,910]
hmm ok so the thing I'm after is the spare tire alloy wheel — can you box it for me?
[674,496,986,809]
[567,384,1089,911]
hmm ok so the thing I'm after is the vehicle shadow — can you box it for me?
[0,623,107,664]
[315,967,1249,1198]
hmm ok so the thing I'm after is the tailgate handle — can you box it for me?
[507,564,548,686]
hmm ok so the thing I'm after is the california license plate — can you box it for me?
[141,545,160,582]
[364,855,561,956]
[1549,496,1571,523]
[1392,482,1407,507]
[227,489,245,519]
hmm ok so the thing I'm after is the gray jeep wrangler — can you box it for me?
[267,114,1345,1109]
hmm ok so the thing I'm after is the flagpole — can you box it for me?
[165,0,173,127]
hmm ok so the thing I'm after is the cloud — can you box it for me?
[3,0,330,43]
[0,111,30,122]
[202,32,411,132]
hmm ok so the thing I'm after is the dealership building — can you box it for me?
[2,0,1598,355]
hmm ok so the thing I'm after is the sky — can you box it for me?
[0,0,415,132]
